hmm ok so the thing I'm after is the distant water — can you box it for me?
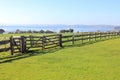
[0,25,114,32]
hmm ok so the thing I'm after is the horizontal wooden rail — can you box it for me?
[0,40,10,45]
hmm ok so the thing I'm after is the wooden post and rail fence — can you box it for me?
[0,32,120,55]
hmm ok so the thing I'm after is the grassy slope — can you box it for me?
[0,38,120,80]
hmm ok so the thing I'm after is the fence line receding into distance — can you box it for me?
[0,32,120,55]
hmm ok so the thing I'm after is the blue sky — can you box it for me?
[0,0,120,25]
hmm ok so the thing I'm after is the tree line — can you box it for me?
[59,29,74,33]
[8,28,74,34]
[9,29,56,34]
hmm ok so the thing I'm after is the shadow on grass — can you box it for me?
[0,37,119,64]
[0,47,62,64]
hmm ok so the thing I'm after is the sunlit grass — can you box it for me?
[0,38,120,80]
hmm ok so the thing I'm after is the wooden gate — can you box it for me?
[41,34,62,50]
[25,35,43,50]
[10,36,21,55]
[10,34,62,55]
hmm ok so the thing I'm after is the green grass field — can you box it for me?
[0,37,120,80]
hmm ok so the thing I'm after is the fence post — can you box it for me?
[113,32,115,37]
[115,32,117,37]
[4,36,7,51]
[42,36,45,50]
[72,33,74,46]
[117,32,119,37]
[116,32,118,37]
[30,35,33,47]
[100,32,102,40]
[21,36,26,53]
[109,32,110,38]
[110,32,112,38]
[104,32,107,39]
[10,36,14,55]
[112,32,114,38]
[94,32,96,41]
[113,32,115,38]
[59,34,63,47]
[107,32,109,39]
[109,32,111,38]
[81,32,83,44]
[115,32,119,37]
[88,33,91,42]
[119,31,120,36]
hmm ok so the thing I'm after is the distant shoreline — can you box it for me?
[0,25,116,32]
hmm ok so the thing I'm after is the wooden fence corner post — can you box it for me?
[10,36,14,55]
[21,36,26,53]
[59,34,63,47]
